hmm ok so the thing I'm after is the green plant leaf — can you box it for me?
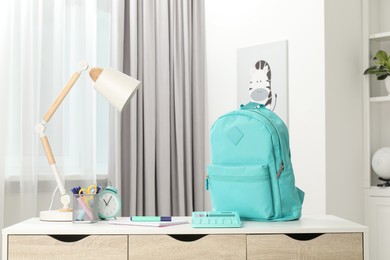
[375,50,388,63]
[363,66,377,74]
[385,60,390,70]
[364,50,390,79]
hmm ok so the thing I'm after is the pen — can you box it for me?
[130,216,172,222]
[76,196,94,221]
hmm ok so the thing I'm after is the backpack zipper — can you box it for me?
[248,109,285,179]
[276,161,284,178]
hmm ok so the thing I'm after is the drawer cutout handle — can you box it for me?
[169,234,207,242]
[49,235,90,243]
[286,233,324,241]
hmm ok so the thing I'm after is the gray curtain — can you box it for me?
[120,0,205,216]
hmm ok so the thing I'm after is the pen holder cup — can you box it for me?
[72,194,99,223]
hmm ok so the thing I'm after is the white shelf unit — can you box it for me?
[365,32,390,188]
[363,0,390,259]
[363,0,390,189]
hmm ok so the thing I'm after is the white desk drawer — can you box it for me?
[8,235,128,260]
[247,233,363,260]
[129,234,246,260]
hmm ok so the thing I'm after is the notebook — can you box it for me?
[108,217,188,227]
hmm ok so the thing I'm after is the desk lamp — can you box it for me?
[36,61,140,221]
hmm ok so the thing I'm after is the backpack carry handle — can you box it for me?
[240,102,265,110]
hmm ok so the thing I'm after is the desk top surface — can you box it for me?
[2,215,367,235]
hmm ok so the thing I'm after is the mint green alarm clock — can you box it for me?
[98,186,121,219]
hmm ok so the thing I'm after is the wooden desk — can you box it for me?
[2,215,368,259]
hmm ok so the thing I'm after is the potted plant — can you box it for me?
[364,50,390,95]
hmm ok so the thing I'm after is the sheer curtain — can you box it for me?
[0,0,118,244]
[120,0,206,216]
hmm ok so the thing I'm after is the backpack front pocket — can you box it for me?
[207,164,274,220]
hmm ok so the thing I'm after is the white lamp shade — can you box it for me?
[93,68,140,111]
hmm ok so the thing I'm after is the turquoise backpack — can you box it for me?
[206,103,304,221]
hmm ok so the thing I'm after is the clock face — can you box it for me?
[98,191,120,219]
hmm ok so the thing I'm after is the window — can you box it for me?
[4,1,112,181]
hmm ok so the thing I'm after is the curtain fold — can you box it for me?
[120,0,205,216]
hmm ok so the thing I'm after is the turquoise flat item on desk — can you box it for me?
[192,211,241,228]
[130,216,172,222]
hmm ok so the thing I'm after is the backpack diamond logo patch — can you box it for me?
[228,126,244,145]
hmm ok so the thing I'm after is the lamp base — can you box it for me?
[40,210,73,222]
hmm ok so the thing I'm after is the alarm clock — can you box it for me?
[98,186,121,219]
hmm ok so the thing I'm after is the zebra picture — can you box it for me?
[238,41,288,124]
[249,60,278,111]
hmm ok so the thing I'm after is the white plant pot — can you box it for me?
[386,77,390,95]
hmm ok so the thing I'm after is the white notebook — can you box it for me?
[108,217,188,227]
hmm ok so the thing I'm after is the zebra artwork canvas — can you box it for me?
[249,60,278,111]
[237,40,288,124]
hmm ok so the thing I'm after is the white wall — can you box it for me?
[205,0,326,215]
[325,0,363,223]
